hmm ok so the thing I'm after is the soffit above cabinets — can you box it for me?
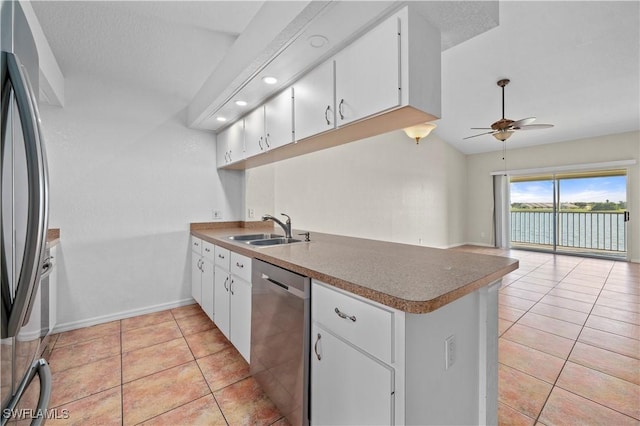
[188,0,499,133]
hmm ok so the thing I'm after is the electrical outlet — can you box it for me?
[248,208,255,219]
[445,335,456,370]
[212,210,223,220]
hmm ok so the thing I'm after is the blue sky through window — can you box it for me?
[511,176,627,203]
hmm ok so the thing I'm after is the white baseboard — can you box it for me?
[457,242,496,248]
[52,298,196,334]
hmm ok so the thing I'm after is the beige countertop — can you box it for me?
[47,228,60,248]
[191,224,518,314]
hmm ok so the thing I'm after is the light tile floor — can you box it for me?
[46,304,285,425]
[45,247,639,425]
[454,246,639,426]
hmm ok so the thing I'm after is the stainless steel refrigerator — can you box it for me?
[1,1,52,424]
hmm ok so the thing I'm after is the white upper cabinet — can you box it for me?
[244,106,266,159]
[335,13,401,126]
[293,60,335,141]
[245,88,294,159]
[265,88,294,149]
[217,5,440,170]
[216,119,244,168]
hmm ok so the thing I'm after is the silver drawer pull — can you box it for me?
[334,307,356,322]
[236,262,244,268]
[314,333,322,361]
[218,254,225,259]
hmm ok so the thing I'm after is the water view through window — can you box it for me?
[510,171,628,259]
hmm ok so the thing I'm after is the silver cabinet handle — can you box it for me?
[338,99,345,120]
[230,279,235,295]
[324,105,331,125]
[236,262,244,269]
[218,254,225,260]
[334,307,356,322]
[258,136,263,150]
[204,247,211,253]
[228,150,232,162]
[314,333,322,361]
[265,133,270,148]
[223,276,229,292]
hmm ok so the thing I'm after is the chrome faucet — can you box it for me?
[262,213,292,238]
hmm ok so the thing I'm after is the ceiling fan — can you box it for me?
[464,78,554,142]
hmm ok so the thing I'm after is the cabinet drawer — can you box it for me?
[191,236,202,254]
[230,252,251,282]
[202,241,216,262]
[312,280,394,364]
[214,246,230,269]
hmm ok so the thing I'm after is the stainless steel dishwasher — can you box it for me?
[251,259,310,426]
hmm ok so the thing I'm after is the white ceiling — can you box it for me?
[31,1,640,155]
[440,1,640,154]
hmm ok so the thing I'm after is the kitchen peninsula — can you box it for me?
[191,222,518,425]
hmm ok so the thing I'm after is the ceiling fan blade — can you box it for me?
[470,127,493,130]
[516,124,554,130]
[463,131,495,140]
[510,117,536,129]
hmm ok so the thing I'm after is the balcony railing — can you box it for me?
[510,210,627,253]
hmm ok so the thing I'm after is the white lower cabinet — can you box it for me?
[311,279,500,426]
[200,257,214,321]
[191,237,203,304]
[214,265,231,338]
[229,276,252,362]
[191,237,215,320]
[213,249,252,363]
[311,323,394,425]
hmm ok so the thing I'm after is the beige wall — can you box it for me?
[245,129,639,261]
[245,129,468,248]
[466,131,640,262]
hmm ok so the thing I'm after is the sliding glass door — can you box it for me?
[509,170,628,259]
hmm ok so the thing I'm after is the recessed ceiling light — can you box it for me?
[262,76,278,85]
[235,100,247,106]
[308,34,328,48]
[216,117,227,122]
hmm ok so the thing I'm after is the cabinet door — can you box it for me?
[335,14,400,126]
[227,119,245,164]
[311,324,394,425]
[244,106,266,159]
[265,88,294,150]
[216,128,230,168]
[201,258,215,321]
[293,60,335,141]
[214,266,230,339]
[230,277,252,363]
[217,120,244,167]
[191,255,202,304]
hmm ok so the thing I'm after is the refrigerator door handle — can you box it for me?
[0,358,52,426]
[1,52,49,338]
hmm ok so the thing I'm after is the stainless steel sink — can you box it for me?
[227,233,282,242]
[248,237,302,246]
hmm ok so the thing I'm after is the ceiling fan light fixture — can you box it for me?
[493,130,514,141]
[403,123,437,144]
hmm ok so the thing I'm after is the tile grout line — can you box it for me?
[531,259,640,424]
[176,308,231,426]
[530,257,589,424]
[497,256,581,422]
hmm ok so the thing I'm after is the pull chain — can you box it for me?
[502,140,507,176]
